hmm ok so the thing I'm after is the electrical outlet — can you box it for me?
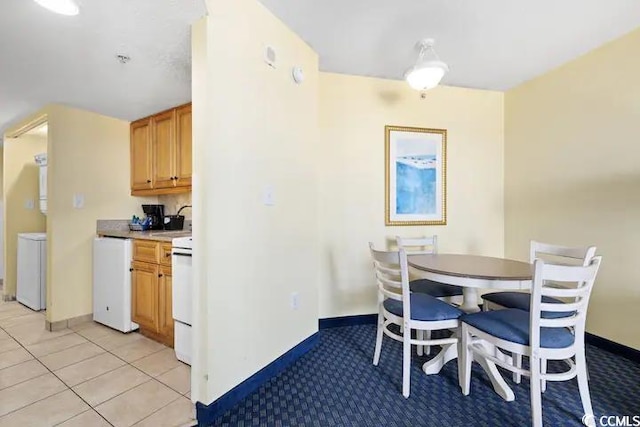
[24,198,35,210]
[291,292,300,310]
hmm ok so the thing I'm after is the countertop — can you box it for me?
[97,229,191,242]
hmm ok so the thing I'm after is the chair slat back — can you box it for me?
[396,235,438,255]
[369,243,411,312]
[530,240,596,266]
[530,257,602,343]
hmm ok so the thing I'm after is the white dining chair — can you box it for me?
[459,256,602,427]
[370,243,464,398]
[396,236,464,356]
[482,240,596,388]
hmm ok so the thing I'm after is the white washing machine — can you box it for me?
[17,233,47,311]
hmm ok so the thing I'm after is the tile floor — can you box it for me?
[0,299,196,427]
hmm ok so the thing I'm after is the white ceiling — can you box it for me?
[2,1,640,135]
[259,0,640,90]
[0,0,206,135]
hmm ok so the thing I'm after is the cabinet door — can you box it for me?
[131,119,153,191]
[153,110,176,189]
[131,261,159,332]
[158,266,174,344]
[174,104,192,188]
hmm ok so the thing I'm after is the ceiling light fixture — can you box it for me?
[33,0,79,16]
[404,39,448,91]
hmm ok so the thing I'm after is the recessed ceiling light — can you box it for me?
[33,0,79,16]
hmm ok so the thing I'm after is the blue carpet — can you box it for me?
[209,325,640,426]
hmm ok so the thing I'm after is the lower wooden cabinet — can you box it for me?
[158,266,174,342]
[131,261,159,332]
[131,240,174,347]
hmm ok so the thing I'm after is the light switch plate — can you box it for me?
[291,292,300,310]
[73,193,85,209]
[263,185,275,206]
[24,198,34,210]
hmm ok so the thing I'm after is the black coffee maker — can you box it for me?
[142,204,165,230]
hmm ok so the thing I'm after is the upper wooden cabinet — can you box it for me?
[175,104,192,188]
[131,103,192,196]
[130,119,153,191]
[153,110,176,189]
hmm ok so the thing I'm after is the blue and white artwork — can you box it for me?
[386,126,447,225]
[396,155,436,215]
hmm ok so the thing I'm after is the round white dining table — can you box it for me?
[408,254,532,313]
[407,253,533,401]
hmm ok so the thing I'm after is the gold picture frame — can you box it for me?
[385,125,447,226]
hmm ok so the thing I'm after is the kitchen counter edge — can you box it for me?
[97,230,192,242]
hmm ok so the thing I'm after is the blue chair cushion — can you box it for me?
[481,292,575,319]
[460,309,575,349]
[384,293,464,322]
[410,279,463,297]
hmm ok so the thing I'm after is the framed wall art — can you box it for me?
[385,125,447,226]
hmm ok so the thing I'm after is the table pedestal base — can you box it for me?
[421,338,515,402]
[460,288,481,313]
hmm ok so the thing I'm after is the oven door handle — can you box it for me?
[172,251,192,257]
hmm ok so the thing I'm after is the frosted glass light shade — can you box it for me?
[33,0,79,16]
[404,60,448,91]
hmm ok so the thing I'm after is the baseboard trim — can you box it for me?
[586,332,640,363]
[196,332,319,426]
[2,294,16,302]
[319,314,377,329]
[45,313,93,332]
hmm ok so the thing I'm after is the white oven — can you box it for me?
[172,236,192,365]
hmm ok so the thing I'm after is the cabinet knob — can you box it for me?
[146,179,151,183]
[158,274,163,278]
[174,176,178,180]
[129,268,134,272]
[165,253,171,257]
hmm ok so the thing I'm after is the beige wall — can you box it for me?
[2,134,47,297]
[505,28,640,350]
[46,105,154,322]
[191,17,208,404]
[318,72,505,318]
[158,193,192,219]
[193,0,320,403]
[0,146,4,281]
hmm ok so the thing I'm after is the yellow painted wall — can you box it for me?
[505,28,640,350]
[318,72,505,317]
[2,134,47,297]
[46,105,154,322]
[194,0,319,403]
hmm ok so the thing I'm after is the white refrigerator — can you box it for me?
[93,237,138,332]
[17,233,47,311]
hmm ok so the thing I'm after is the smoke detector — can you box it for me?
[116,54,131,64]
